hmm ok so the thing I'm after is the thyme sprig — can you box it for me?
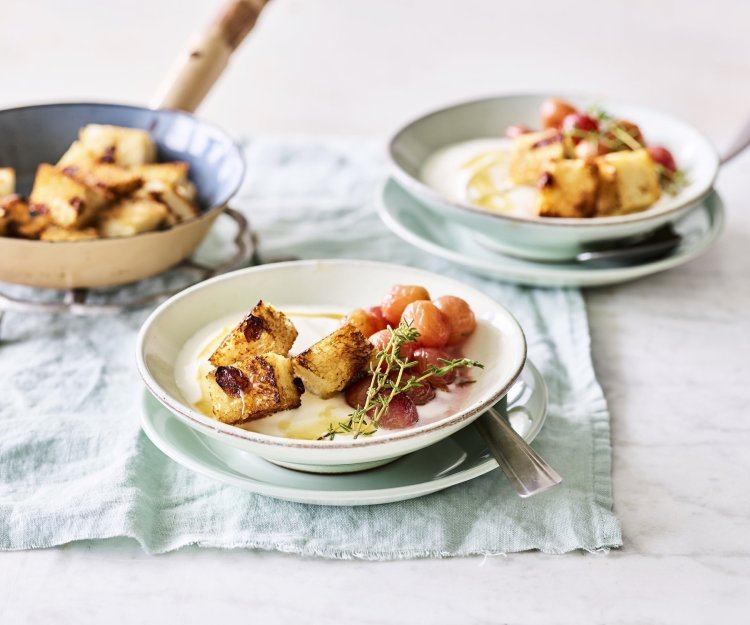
[318,321,483,441]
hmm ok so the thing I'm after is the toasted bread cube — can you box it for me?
[0,167,15,197]
[293,325,375,399]
[132,162,189,187]
[0,196,52,239]
[508,129,565,185]
[537,159,599,218]
[594,161,621,216]
[29,164,110,228]
[177,178,197,202]
[137,181,199,222]
[597,149,661,213]
[59,141,143,195]
[209,301,298,367]
[97,197,168,238]
[57,140,95,169]
[40,225,99,242]
[79,124,156,167]
[206,353,303,424]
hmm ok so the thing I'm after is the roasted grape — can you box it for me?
[369,329,417,361]
[343,308,386,338]
[413,347,457,388]
[381,285,430,326]
[404,379,437,405]
[647,146,677,173]
[400,300,451,348]
[433,295,476,345]
[345,376,372,410]
[540,98,578,130]
[378,394,418,430]
[561,113,599,144]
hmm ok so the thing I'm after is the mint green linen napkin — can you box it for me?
[0,137,621,557]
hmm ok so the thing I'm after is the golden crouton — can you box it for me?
[594,161,621,216]
[0,196,51,238]
[209,301,298,367]
[206,353,303,424]
[78,124,156,167]
[293,325,375,399]
[40,225,99,242]
[57,140,96,168]
[137,181,199,222]
[0,167,15,196]
[508,129,565,185]
[132,162,189,187]
[29,164,110,228]
[97,197,168,238]
[537,159,599,218]
[58,141,143,195]
[596,149,661,213]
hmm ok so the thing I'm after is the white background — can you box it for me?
[1,1,749,623]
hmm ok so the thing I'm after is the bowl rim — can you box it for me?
[135,259,528,450]
[0,100,246,243]
[387,92,720,229]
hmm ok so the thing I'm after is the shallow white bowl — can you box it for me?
[388,94,719,261]
[136,260,527,472]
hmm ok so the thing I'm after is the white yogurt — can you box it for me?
[420,138,537,218]
[174,306,468,441]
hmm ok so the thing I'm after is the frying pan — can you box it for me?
[0,0,268,290]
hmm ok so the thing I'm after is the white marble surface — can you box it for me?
[1,1,749,623]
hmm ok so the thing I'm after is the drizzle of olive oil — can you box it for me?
[288,311,344,320]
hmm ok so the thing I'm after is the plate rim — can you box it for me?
[377,179,725,288]
[140,361,549,506]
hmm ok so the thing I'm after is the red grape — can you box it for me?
[367,306,388,331]
[369,329,417,361]
[540,98,578,130]
[378,394,418,430]
[433,296,476,346]
[404,378,436,405]
[562,113,599,144]
[413,347,456,388]
[345,376,373,410]
[343,308,387,338]
[401,301,451,348]
[647,146,677,173]
[381,285,430,326]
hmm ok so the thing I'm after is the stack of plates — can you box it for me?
[381,95,723,288]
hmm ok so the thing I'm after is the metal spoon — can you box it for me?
[474,396,562,497]
[575,224,682,265]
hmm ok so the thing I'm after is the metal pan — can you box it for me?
[0,0,267,290]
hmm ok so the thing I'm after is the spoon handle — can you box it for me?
[475,403,562,497]
[721,117,750,165]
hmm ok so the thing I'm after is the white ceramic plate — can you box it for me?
[136,260,527,472]
[377,179,724,288]
[141,361,548,506]
[388,94,719,260]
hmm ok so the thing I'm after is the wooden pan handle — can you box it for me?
[152,0,269,112]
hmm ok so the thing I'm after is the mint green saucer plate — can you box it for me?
[377,179,724,288]
[141,362,548,506]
